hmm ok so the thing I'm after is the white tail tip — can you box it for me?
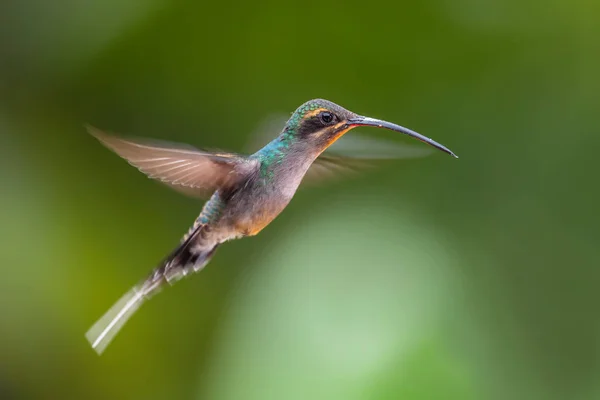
[85,287,146,355]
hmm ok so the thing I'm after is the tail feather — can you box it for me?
[85,225,218,355]
[85,286,146,355]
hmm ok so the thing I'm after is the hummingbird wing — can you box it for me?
[88,126,249,198]
[302,133,435,185]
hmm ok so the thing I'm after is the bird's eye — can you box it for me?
[319,111,336,125]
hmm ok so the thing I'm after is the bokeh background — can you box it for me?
[1,0,599,399]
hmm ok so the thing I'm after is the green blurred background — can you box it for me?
[1,0,599,399]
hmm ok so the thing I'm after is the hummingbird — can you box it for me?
[85,98,457,354]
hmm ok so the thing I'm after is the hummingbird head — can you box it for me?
[285,99,457,158]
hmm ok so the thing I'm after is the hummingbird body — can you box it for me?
[85,99,457,354]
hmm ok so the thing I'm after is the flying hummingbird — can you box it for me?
[85,98,457,354]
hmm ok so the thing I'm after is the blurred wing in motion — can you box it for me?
[243,112,289,152]
[88,126,248,198]
[302,133,435,186]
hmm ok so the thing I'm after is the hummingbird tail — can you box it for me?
[85,224,219,355]
[85,284,146,355]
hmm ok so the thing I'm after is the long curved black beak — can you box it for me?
[347,116,458,158]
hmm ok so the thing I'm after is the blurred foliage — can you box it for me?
[1,0,599,399]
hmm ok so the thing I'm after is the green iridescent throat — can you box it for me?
[253,101,322,181]
[254,130,294,181]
